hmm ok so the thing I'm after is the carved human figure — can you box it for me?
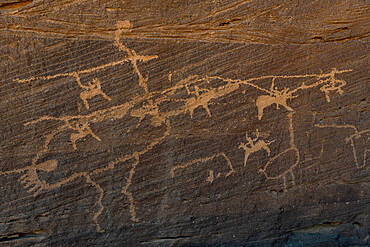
[114,21,158,92]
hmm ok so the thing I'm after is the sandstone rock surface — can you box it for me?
[0,0,369,246]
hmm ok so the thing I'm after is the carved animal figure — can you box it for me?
[256,79,294,120]
[19,159,58,195]
[185,85,212,118]
[74,73,111,110]
[319,78,346,102]
[130,99,164,127]
[79,78,111,109]
[239,131,274,166]
[259,148,299,192]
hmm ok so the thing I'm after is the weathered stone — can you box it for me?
[0,0,369,246]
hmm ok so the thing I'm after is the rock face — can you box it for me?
[0,0,369,246]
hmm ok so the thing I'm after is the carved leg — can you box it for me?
[100,92,111,101]
[81,95,90,109]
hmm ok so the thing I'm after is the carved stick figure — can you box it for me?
[114,21,158,92]
[239,130,274,166]
[69,121,101,150]
[74,73,111,110]
[256,78,295,120]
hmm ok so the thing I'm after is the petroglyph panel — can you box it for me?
[0,1,369,245]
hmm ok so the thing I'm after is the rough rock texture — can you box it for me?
[0,0,369,246]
